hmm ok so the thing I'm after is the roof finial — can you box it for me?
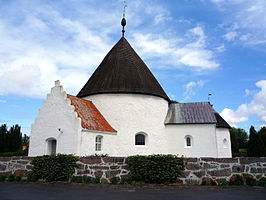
[121,0,127,37]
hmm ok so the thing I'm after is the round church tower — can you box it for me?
[77,18,170,156]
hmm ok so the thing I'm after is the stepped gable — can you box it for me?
[77,37,169,101]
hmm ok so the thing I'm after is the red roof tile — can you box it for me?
[67,94,116,133]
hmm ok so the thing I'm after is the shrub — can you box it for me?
[0,151,28,157]
[85,176,93,184]
[229,174,244,185]
[211,179,217,186]
[258,177,266,187]
[128,155,185,184]
[31,154,79,182]
[15,174,22,182]
[94,176,101,184]
[245,175,256,186]
[0,175,6,182]
[110,176,120,184]
[8,174,15,182]
[27,172,38,182]
[218,179,228,186]
[120,176,127,184]
[201,178,207,185]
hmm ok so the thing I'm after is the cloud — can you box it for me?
[211,0,266,46]
[221,80,266,126]
[223,31,238,42]
[184,80,204,100]
[132,26,219,71]
[0,99,7,103]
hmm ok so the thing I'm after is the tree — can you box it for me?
[247,126,265,157]
[258,126,266,155]
[0,124,8,152]
[0,124,22,153]
[230,127,248,153]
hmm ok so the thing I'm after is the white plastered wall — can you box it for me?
[165,124,219,157]
[80,130,117,156]
[29,81,82,156]
[216,127,232,158]
[84,93,169,156]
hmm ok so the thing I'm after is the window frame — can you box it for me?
[185,135,192,148]
[95,135,103,151]
[135,132,147,146]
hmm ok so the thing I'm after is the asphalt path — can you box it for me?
[1,182,266,200]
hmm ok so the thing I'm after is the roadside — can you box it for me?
[1,182,266,200]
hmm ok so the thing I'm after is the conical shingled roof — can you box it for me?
[77,37,170,101]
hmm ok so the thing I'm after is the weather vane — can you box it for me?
[121,0,127,37]
[208,93,212,101]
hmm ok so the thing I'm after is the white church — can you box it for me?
[29,17,232,158]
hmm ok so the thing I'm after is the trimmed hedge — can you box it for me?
[31,154,79,182]
[128,154,185,184]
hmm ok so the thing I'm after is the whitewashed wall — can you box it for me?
[165,124,219,157]
[84,93,169,156]
[216,128,232,158]
[80,130,117,156]
[29,81,82,156]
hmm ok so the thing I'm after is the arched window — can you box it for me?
[95,135,103,151]
[135,134,145,145]
[223,138,228,148]
[185,135,192,147]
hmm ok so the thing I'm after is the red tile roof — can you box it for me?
[67,94,116,133]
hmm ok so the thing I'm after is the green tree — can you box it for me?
[230,127,248,153]
[0,124,22,153]
[258,126,266,155]
[247,126,265,157]
[0,124,8,152]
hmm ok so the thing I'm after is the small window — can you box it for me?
[223,138,228,148]
[135,134,145,145]
[185,135,192,147]
[95,135,103,151]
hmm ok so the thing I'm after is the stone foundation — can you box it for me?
[1,157,266,184]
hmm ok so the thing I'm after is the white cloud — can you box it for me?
[211,0,266,46]
[184,80,204,100]
[133,26,219,71]
[223,31,238,42]
[221,80,266,126]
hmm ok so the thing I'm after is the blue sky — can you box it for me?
[0,0,266,135]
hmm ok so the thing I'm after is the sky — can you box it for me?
[0,0,266,135]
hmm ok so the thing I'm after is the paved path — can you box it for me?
[1,182,266,200]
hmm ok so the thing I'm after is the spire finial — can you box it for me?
[121,0,127,37]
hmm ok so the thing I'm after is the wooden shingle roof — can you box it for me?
[77,37,169,101]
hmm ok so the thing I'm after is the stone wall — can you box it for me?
[1,157,266,184]
[180,157,266,184]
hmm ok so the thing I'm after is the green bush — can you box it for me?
[245,175,256,186]
[120,176,127,184]
[110,176,120,184]
[15,174,22,182]
[218,179,228,186]
[8,174,15,182]
[85,176,93,184]
[94,176,101,184]
[0,151,28,157]
[128,155,185,184]
[0,175,6,182]
[31,154,79,182]
[258,177,266,187]
[71,175,82,183]
[27,172,38,182]
[229,174,244,185]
